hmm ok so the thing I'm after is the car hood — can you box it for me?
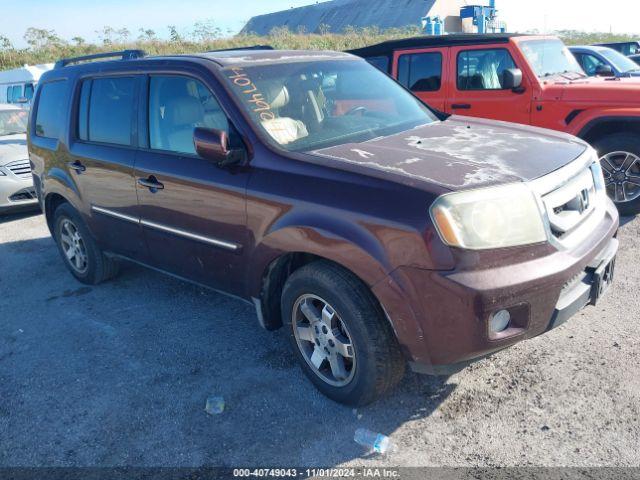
[308,116,588,191]
[0,134,28,166]
[549,76,640,103]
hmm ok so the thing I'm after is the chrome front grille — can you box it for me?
[542,167,597,238]
[529,148,607,250]
[5,159,32,179]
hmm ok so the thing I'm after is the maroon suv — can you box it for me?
[29,49,619,405]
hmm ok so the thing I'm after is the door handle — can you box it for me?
[451,104,472,110]
[67,161,86,173]
[137,176,164,192]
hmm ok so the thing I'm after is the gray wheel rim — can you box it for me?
[292,294,356,387]
[59,219,89,274]
[600,151,640,203]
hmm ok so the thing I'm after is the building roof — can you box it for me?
[348,33,524,57]
[242,0,437,35]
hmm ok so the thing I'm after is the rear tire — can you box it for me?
[593,133,640,216]
[52,203,119,285]
[281,260,405,406]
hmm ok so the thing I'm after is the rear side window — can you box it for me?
[457,48,516,90]
[35,81,68,138]
[6,85,22,103]
[398,52,443,92]
[12,85,22,101]
[365,56,390,73]
[24,83,34,100]
[78,77,136,146]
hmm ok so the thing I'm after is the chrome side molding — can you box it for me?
[90,205,240,252]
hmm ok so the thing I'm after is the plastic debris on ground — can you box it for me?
[354,428,392,454]
[205,396,225,415]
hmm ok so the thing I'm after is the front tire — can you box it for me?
[593,133,640,216]
[281,261,405,406]
[52,203,119,285]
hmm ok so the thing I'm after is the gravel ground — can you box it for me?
[0,211,639,468]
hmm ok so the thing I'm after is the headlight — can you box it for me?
[430,183,547,250]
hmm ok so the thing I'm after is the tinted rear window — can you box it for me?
[35,81,68,138]
[365,56,390,73]
[78,77,136,146]
[398,52,443,92]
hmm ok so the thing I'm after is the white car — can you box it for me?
[0,105,38,212]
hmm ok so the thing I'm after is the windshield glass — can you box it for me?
[0,109,28,136]
[600,48,640,73]
[520,39,585,78]
[223,59,438,152]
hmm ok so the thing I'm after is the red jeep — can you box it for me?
[350,34,640,215]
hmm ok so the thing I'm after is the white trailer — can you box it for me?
[0,63,54,107]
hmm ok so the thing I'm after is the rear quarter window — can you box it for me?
[397,52,443,92]
[35,81,68,139]
[365,56,390,73]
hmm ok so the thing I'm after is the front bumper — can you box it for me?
[373,200,619,374]
[0,173,38,211]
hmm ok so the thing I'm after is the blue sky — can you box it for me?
[2,0,638,47]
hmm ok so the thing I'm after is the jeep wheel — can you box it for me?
[53,203,119,285]
[593,133,640,216]
[281,261,405,406]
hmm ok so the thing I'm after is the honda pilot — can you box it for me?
[29,49,619,405]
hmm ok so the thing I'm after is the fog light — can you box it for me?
[490,310,511,333]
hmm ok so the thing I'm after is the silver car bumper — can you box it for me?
[0,165,38,211]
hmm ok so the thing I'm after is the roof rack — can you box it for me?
[54,49,146,69]
[206,45,274,53]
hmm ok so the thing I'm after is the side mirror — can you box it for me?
[193,127,246,167]
[503,68,524,91]
[595,64,615,77]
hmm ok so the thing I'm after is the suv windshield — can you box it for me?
[600,48,640,73]
[520,39,586,79]
[0,109,28,136]
[223,59,437,152]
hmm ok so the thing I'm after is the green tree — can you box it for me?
[0,35,13,50]
[96,26,116,46]
[191,19,222,42]
[138,28,157,42]
[117,28,131,44]
[24,27,65,50]
[168,25,182,43]
[318,23,331,35]
[71,36,86,46]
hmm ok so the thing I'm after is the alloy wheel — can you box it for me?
[59,219,89,274]
[600,151,640,203]
[292,294,356,387]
